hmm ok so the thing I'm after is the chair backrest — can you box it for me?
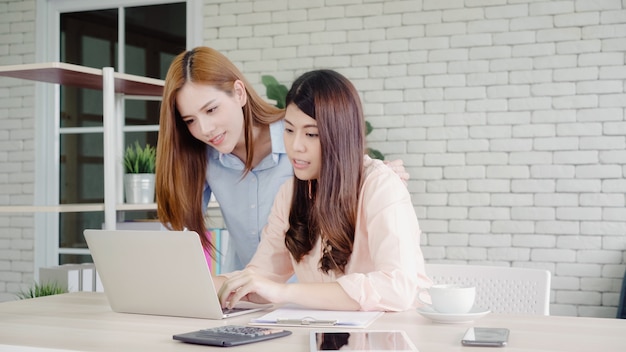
[425,263,551,315]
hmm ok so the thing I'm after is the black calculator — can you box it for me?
[173,325,292,347]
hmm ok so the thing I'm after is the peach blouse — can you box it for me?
[245,156,431,311]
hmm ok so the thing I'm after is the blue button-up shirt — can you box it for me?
[202,120,293,271]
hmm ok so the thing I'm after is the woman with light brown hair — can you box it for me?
[156,46,290,268]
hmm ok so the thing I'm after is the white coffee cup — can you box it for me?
[418,284,476,314]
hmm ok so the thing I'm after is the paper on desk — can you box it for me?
[249,305,384,328]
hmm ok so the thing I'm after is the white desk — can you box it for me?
[0,292,625,352]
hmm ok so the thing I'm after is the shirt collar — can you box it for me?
[210,119,286,169]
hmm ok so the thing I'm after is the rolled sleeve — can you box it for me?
[337,269,419,311]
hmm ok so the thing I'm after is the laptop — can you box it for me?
[83,229,271,319]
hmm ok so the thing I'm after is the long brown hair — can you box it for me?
[156,46,283,251]
[283,70,365,274]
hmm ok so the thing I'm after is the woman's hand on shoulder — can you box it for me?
[217,268,285,309]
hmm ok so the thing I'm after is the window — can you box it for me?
[37,0,197,267]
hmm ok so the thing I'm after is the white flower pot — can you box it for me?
[124,173,155,204]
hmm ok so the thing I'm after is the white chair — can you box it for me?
[425,263,551,315]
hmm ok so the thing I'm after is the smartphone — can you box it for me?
[461,327,509,347]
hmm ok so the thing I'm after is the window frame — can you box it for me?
[33,0,200,272]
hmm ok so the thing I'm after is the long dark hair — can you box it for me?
[283,70,365,274]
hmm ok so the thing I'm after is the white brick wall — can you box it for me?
[0,0,36,302]
[203,0,625,318]
[0,0,624,317]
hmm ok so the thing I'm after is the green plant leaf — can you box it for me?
[124,141,156,173]
[367,148,385,161]
[261,75,280,87]
[15,281,67,299]
[261,75,288,109]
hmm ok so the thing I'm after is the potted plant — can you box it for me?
[123,141,157,204]
[15,281,67,300]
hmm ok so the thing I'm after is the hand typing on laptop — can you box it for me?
[217,267,360,311]
[216,269,280,309]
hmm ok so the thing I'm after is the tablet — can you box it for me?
[310,330,418,351]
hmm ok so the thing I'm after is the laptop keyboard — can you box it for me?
[222,307,247,314]
[173,325,292,346]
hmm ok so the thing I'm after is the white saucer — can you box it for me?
[417,306,490,324]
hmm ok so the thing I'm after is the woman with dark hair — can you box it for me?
[156,47,409,271]
[217,70,429,312]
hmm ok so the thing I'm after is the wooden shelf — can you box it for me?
[0,63,217,229]
[0,203,155,213]
[0,62,165,230]
[0,201,219,213]
[0,62,163,96]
